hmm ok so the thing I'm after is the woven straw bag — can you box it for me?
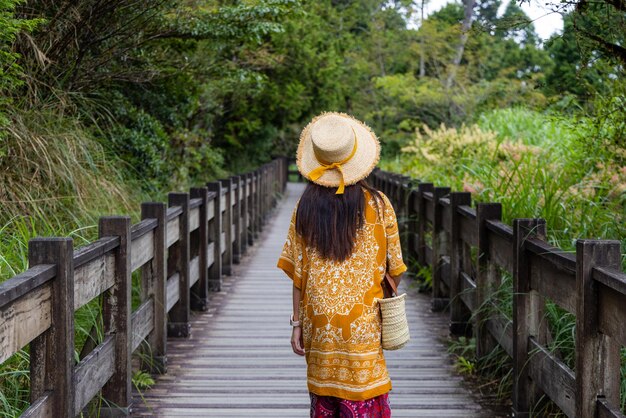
[378,273,410,350]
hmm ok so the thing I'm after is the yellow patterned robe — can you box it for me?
[277,191,407,401]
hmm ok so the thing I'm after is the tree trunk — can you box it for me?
[419,0,426,77]
[445,0,475,89]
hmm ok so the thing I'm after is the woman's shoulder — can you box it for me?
[362,187,390,204]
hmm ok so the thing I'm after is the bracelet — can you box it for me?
[290,314,301,327]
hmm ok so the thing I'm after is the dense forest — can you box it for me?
[1,0,625,415]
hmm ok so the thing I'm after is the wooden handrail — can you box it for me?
[0,157,289,417]
[370,168,626,418]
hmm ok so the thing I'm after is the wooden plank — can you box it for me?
[424,197,434,223]
[0,264,55,308]
[527,238,576,272]
[167,273,180,312]
[0,283,52,363]
[207,199,215,221]
[486,313,513,357]
[597,398,626,418]
[73,253,115,310]
[528,251,576,314]
[73,236,119,269]
[593,265,626,296]
[459,271,476,311]
[21,392,53,418]
[0,283,51,363]
[598,284,626,347]
[487,227,513,273]
[206,242,215,267]
[73,335,116,413]
[167,206,183,220]
[458,209,477,247]
[189,207,200,232]
[130,219,157,241]
[131,299,154,352]
[167,216,180,247]
[189,256,200,287]
[189,198,203,209]
[527,338,576,418]
[131,230,154,273]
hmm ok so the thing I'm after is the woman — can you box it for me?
[277,112,406,418]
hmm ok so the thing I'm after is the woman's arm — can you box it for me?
[292,284,301,320]
[291,285,305,356]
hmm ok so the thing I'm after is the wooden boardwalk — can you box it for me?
[132,182,488,417]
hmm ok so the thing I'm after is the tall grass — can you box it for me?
[0,108,150,416]
[384,107,626,414]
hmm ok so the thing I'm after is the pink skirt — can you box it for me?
[310,392,391,418]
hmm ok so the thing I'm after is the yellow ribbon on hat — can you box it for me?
[307,128,358,195]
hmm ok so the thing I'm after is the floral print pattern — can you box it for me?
[278,191,407,401]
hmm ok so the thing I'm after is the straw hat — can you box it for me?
[297,112,380,194]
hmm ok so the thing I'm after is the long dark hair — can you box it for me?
[296,180,384,262]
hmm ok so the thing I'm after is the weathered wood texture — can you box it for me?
[371,168,626,418]
[131,182,490,418]
[0,158,287,417]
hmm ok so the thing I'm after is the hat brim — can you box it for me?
[297,112,380,188]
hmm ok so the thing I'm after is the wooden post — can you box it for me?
[575,240,622,418]
[398,177,411,260]
[207,182,223,291]
[475,203,502,358]
[261,166,268,223]
[168,193,191,337]
[140,202,167,373]
[252,170,260,239]
[257,168,263,225]
[99,216,132,417]
[431,186,451,312]
[416,183,434,267]
[191,187,209,311]
[448,192,472,335]
[231,176,242,264]
[220,178,233,275]
[246,173,254,246]
[407,188,419,269]
[271,162,276,206]
[28,238,75,417]
[512,218,546,417]
[282,157,288,192]
[240,174,249,253]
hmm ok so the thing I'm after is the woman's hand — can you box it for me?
[291,326,305,356]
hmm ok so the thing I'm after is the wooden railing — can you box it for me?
[371,169,626,418]
[0,158,288,417]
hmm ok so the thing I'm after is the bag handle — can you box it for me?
[383,272,398,298]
